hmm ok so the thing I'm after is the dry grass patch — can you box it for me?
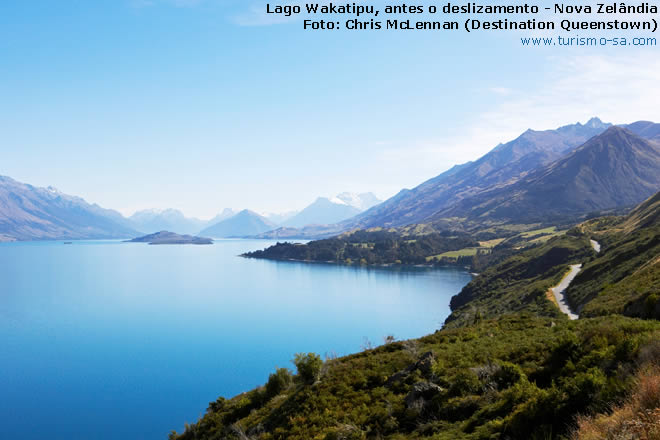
[572,367,660,440]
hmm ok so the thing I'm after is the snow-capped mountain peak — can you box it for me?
[282,192,382,228]
[335,192,382,211]
[329,196,349,206]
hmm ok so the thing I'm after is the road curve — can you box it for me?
[551,264,582,320]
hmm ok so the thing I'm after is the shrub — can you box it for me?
[265,367,293,399]
[492,362,524,390]
[293,352,323,384]
[448,370,481,397]
[207,396,227,413]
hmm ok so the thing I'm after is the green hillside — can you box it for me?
[444,233,593,328]
[567,191,660,319]
[243,230,479,266]
[171,193,660,440]
[170,316,659,440]
[445,191,660,327]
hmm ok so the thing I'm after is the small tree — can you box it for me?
[293,352,323,384]
[265,367,293,398]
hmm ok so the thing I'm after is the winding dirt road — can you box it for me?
[550,239,601,320]
[551,264,582,320]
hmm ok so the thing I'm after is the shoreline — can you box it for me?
[240,254,474,271]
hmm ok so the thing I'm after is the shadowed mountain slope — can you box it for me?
[342,118,612,229]
[435,126,660,224]
[625,120,660,143]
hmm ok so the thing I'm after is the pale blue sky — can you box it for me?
[1,1,659,218]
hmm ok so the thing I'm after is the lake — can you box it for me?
[0,240,472,440]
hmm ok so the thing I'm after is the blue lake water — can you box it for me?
[0,239,472,440]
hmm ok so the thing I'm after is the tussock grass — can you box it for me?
[572,367,660,440]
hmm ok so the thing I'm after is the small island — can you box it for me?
[126,231,213,245]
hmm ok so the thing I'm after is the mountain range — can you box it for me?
[433,126,660,225]
[0,176,138,241]
[0,178,379,241]
[342,117,613,229]
[2,118,658,241]
[283,193,381,228]
[125,193,381,238]
[338,118,660,231]
[128,209,209,236]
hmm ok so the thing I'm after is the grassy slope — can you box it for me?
[447,191,660,326]
[571,366,660,440]
[171,316,660,440]
[445,233,593,328]
[566,192,660,319]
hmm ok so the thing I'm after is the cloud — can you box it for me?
[377,50,660,175]
[489,87,513,96]
[478,51,660,136]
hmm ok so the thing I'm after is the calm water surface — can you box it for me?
[0,240,472,440]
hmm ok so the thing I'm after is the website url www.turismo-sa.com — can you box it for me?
[522,36,657,47]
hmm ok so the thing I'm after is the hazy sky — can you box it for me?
[2,1,659,219]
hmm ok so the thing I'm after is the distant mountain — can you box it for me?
[199,210,277,238]
[335,192,382,211]
[262,210,298,225]
[129,208,207,235]
[283,197,361,228]
[435,126,660,223]
[342,118,613,229]
[249,224,344,240]
[205,208,237,228]
[625,121,660,143]
[283,193,382,228]
[0,176,139,240]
